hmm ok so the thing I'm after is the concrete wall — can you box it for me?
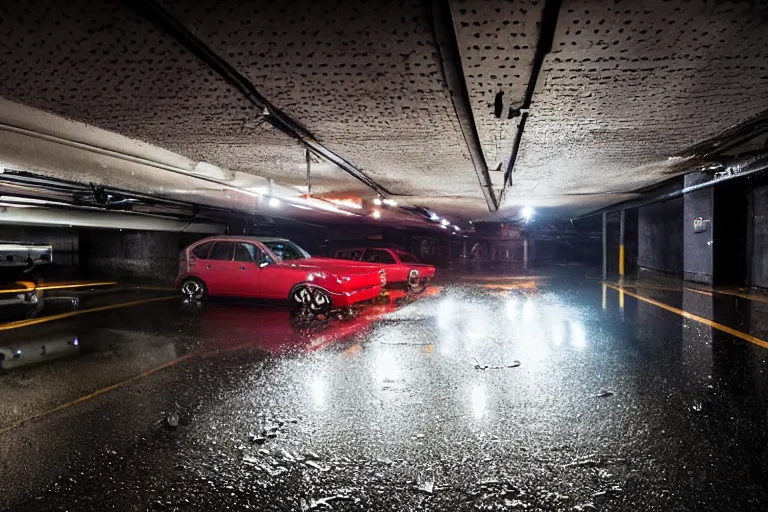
[80,230,199,283]
[749,185,768,289]
[637,198,683,276]
[683,173,714,285]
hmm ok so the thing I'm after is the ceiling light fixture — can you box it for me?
[521,206,534,222]
[269,197,281,208]
[372,210,381,219]
[382,199,398,207]
[440,218,450,226]
[373,198,383,206]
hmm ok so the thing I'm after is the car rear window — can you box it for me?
[209,242,234,261]
[336,249,364,261]
[191,241,214,259]
[362,249,397,264]
[397,252,419,263]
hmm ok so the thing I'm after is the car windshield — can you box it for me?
[262,240,310,261]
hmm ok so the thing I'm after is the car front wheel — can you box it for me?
[291,286,332,314]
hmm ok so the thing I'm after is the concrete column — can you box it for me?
[683,172,714,285]
[619,209,626,278]
[602,213,607,280]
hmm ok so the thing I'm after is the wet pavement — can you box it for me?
[1,271,768,511]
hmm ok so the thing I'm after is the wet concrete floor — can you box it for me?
[1,272,767,511]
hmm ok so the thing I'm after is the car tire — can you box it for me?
[291,286,332,315]
[407,270,426,295]
[181,278,208,301]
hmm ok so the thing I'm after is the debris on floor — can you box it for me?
[165,412,180,429]
[473,358,521,370]
[595,390,614,398]
[302,494,353,511]
[417,479,434,494]
[305,460,330,472]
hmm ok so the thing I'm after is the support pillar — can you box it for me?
[523,237,529,270]
[602,213,607,280]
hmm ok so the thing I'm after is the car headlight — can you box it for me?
[378,269,387,285]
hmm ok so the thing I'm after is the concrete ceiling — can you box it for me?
[0,0,767,222]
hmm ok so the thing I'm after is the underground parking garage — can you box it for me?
[2,0,768,510]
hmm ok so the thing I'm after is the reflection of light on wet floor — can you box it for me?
[570,321,587,349]
[374,350,400,382]
[505,297,518,321]
[551,319,565,346]
[435,296,456,331]
[310,375,326,409]
[470,383,487,420]
[522,297,536,324]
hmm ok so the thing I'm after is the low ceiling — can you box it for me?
[0,0,767,223]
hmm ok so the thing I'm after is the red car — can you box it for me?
[333,247,435,292]
[176,236,386,313]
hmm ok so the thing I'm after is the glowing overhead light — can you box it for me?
[440,218,450,226]
[429,212,440,221]
[373,198,383,206]
[269,197,281,208]
[372,210,381,219]
[0,202,35,208]
[248,186,268,195]
[440,224,448,229]
[382,198,398,207]
[290,203,312,210]
[521,206,534,222]
[452,225,460,231]
[326,198,363,210]
[0,196,54,205]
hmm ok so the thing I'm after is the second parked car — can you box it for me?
[333,247,435,293]
[176,236,386,314]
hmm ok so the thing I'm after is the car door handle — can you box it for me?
[206,264,212,270]
[239,266,246,270]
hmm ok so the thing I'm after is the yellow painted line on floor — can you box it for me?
[0,281,118,294]
[714,288,768,305]
[0,295,177,331]
[0,352,194,436]
[684,287,713,297]
[606,284,768,349]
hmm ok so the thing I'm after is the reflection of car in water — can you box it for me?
[333,247,435,293]
[192,303,379,355]
[0,242,52,319]
[176,236,387,315]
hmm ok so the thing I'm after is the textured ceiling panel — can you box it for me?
[452,0,543,170]
[504,0,768,206]
[159,0,482,199]
[0,0,366,195]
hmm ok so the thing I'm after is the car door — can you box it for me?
[232,242,262,298]
[205,241,236,295]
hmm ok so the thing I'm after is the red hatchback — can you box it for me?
[333,247,436,292]
[176,236,386,313]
